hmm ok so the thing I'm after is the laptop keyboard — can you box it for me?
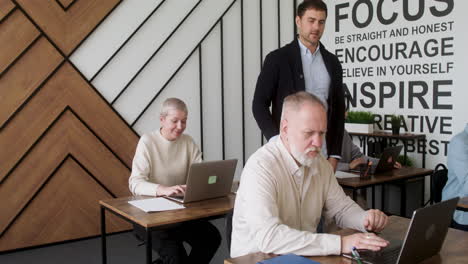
[168,195,184,202]
[360,246,401,264]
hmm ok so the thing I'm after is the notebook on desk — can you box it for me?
[166,159,237,204]
[343,197,459,264]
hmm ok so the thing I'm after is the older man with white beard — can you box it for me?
[231,91,389,258]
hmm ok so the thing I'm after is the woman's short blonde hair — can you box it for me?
[160,98,188,117]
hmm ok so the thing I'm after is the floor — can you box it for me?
[0,219,230,264]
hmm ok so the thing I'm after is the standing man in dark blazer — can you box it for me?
[252,0,345,170]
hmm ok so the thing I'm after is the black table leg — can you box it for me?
[422,139,426,168]
[146,228,152,264]
[353,189,357,201]
[101,206,107,264]
[401,183,407,217]
[372,186,375,208]
[381,184,385,212]
[421,177,425,207]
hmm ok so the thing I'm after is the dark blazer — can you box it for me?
[252,39,345,157]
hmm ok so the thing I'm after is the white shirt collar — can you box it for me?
[298,38,320,56]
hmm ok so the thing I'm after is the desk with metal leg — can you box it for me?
[100,194,235,264]
[349,132,428,208]
[337,167,433,216]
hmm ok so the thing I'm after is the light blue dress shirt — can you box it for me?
[298,39,331,110]
[298,40,339,159]
[442,123,468,225]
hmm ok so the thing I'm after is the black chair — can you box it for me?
[429,163,448,204]
[225,209,234,255]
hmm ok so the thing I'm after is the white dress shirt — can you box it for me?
[231,137,366,258]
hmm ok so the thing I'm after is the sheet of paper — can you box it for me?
[335,171,360,179]
[128,197,185,212]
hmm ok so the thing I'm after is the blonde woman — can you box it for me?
[129,98,221,264]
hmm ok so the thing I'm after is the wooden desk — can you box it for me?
[224,215,468,264]
[337,167,433,216]
[457,196,468,212]
[349,131,426,168]
[100,194,235,264]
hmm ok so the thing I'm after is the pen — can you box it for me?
[351,247,363,264]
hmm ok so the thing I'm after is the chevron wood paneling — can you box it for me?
[0,8,39,73]
[0,110,132,237]
[0,0,136,252]
[0,0,15,22]
[15,0,121,55]
[0,157,130,251]
[0,62,138,182]
[0,36,63,127]
[56,0,76,11]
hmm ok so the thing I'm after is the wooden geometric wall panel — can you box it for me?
[0,157,131,251]
[0,0,15,22]
[0,0,137,252]
[0,63,137,182]
[15,0,121,55]
[56,0,76,11]
[0,8,39,73]
[0,110,132,237]
[0,36,63,127]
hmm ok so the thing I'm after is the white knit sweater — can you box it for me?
[129,130,202,196]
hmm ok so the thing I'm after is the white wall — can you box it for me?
[322,0,467,168]
[70,0,467,184]
[322,0,467,203]
[70,0,296,180]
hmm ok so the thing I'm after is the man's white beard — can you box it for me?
[290,144,322,171]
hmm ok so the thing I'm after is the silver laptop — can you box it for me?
[166,159,237,204]
[344,197,459,264]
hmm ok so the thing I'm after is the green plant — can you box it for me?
[397,155,413,167]
[345,111,374,124]
[390,114,403,127]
